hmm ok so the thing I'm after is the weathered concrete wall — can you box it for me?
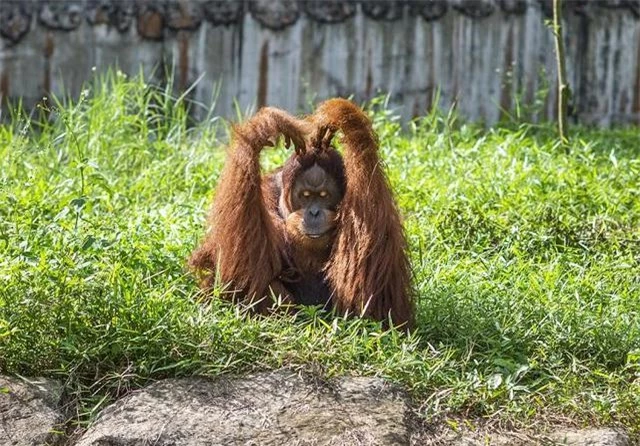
[1,1,639,126]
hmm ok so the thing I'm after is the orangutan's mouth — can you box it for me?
[304,229,332,239]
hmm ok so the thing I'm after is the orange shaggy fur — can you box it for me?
[189,99,414,329]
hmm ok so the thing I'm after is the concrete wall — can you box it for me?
[1,0,639,125]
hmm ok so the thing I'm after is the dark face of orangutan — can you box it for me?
[285,164,342,246]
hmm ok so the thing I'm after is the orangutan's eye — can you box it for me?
[302,191,311,197]
[319,191,328,198]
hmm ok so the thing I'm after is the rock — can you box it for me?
[1,371,631,446]
[76,370,411,446]
[549,428,630,446]
[0,376,63,446]
[414,425,632,446]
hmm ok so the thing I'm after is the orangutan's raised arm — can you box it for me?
[189,107,307,309]
[311,98,414,329]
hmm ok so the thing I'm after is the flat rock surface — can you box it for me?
[0,376,63,446]
[549,429,631,446]
[415,427,632,446]
[2,371,631,446]
[75,370,412,446]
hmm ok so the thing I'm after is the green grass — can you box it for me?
[1,73,639,435]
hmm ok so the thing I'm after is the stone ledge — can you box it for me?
[75,370,412,446]
[0,376,64,445]
[0,372,633,446]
